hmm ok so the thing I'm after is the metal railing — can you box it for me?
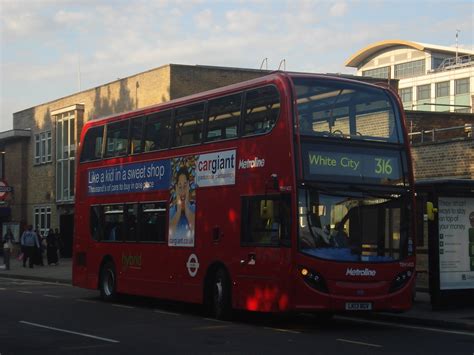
[409,124,473,144]
[429,54,474,73]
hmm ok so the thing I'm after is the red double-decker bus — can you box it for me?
[73,72,416,318]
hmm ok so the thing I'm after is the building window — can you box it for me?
[362,66,390,79]
[394,59,425,79]
[34,131,52,165]
[432,57,445,70]
[435,81,450,98]
[56,110,76,202]
[455,78,470,95]
[399,87,413,104]
[417,84,431,101]
[34,206,51,237]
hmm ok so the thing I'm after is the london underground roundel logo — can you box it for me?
[186,254,200,277]
[0,180,12,200]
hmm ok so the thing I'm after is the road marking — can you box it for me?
[337,338,382,348]
[19,321,120,343]
[154,309,180,316]
[2,277,72,287]
[76,299,100,304]
[111,304,135,309]
[203,318,227,323]
[192,325,231,331]
[44,294,61,298]
[337,316,474,337]
[0,287,6,290]
[264,327,301,334]
[17,291,32,294]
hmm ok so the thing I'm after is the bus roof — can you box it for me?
[82,71,392,129]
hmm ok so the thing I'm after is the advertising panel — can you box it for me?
[195,150,236,187]
[438,197,474,290]
[87,160,170,195]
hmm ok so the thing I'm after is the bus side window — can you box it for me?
[241,195,289,246]
[130,116,145,154]
[80,126,104,162]
[90,205,103,241]
[105,120,130,158]
[144,111,172,152]
[243,85,280,136]
[206,93,242,142]
[103,205,124,242]
[173,103,205,147]
[139,202,167,243]
[124,204,138,242]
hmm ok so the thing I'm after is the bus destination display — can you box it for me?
[305,146,402,183]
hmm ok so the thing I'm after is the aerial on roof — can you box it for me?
[345,39,474,68]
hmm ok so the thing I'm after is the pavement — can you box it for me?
[0,257,473,331]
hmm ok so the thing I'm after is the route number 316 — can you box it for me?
[374,158,393,175]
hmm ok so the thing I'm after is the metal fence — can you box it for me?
[408,124,473,144]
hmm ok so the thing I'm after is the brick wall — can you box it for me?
[4,139,29,226]
[411,139,474,179]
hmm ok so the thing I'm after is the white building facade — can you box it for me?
[345,40,474,113]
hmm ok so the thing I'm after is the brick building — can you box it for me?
[0,64,268,256]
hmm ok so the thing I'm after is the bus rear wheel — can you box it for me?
[99,261,117,302]
[211,268,231,320]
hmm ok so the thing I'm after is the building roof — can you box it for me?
[345,39,474,68]
[0,129,31,143]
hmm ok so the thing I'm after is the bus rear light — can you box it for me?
[389,269,414,293]
[299,267,328,293]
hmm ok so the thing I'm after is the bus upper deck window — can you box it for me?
[243,86,280,136]
[80,126,104,162]
[105,120,130,158]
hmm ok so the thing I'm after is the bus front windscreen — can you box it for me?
[293,77,403,144]
[298,188,410,263]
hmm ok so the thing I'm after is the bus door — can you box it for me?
[236,194,292,312]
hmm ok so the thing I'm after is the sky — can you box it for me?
[0,0,473,132]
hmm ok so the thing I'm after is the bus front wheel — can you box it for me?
[212,269,231,320]
[99,261,117,302]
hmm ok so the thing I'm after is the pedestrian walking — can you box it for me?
[46,228,59,265]
[55,228,64,260]
[20,225,40,268]
[34,228,45,266]
[3,227,14,270]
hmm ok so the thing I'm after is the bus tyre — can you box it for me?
[212,269,231,320]
[99,261,117,302]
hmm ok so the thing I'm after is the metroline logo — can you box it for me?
[238,157,265,169]
[345,268,377,277]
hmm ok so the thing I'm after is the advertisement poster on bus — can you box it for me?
[168,156,197,247]
[87,160,170,196]
[195,149,236,187]
[438,197,474,290]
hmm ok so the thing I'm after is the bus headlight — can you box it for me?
[389,269,414,293]
[299,267,328,293]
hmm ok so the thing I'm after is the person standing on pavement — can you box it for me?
[46,228,59,265]
[20,225,40,268]
[3,227,14,270]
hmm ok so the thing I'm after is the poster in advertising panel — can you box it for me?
[438,197,474,290]
[168,156,197,247]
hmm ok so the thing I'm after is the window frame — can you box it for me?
[104,120,131,158]
[240,194,291,247]
[34,131,52,165]
[33,205,52,237]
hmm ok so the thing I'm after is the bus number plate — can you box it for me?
[345,302,372,311]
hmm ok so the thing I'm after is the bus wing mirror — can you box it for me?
[260,200,274,220]
[426,202,438,221]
